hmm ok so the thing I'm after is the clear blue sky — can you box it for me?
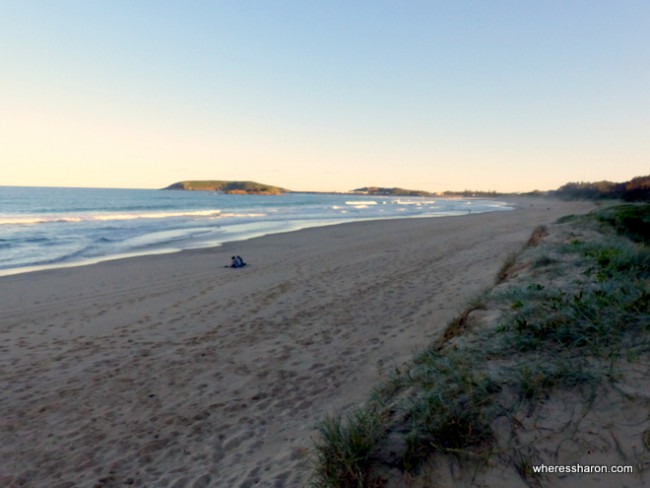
[1,1,648,192]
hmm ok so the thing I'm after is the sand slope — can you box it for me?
[0,198,594,487]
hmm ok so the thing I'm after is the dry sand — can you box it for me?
[0,197,595,487]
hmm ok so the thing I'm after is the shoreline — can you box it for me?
[0,194,514,278]
[0,197,596,487]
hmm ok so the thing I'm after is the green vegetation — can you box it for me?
[312,409,386,488]
[595,203,650,242]
[163,180,286,194]
[398,350,497,449]
[553,174,650,201]
[310,204,650,486]
[162,174,650,200]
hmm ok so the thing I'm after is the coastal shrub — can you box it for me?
[596,203,650,242]
[556,214,578,224]
[502,286,628,354]
[553,175,650,201]
[513,361,596,403]
[498,228,650,357]
[400,426,430,472]
[402,351,497,458]
[532,254,558,269]
[407,349,494,393]
[577,240,644,273]
[410,388,493,451]
[515,365,553,401]
[312,408,385,488]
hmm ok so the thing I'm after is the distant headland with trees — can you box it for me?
[163,174,649,201]
[553,175,650,201]
[163,180,287,195]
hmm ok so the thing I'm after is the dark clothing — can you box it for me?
[230,256,246,268]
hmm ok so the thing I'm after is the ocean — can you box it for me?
[0,186,513,276]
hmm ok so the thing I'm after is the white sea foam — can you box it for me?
[92,210,223,221]
[345,201,378,206]
[393,200,436,205]
[0,210,224,225]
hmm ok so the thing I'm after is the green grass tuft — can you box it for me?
[311,408,386,488]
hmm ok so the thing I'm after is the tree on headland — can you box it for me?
[623,175,650,201]
[553,175,650,201]
[163,180,286,195]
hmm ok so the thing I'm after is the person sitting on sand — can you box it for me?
[229,256,246,268]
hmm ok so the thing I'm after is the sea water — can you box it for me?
[0,186,513,275]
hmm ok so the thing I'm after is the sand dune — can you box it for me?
[0,197,595,487]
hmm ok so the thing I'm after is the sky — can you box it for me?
[1,1,648,193]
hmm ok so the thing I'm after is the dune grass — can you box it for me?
[310,204,650,487]
[312,408,386,488]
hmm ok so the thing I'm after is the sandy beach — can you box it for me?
[0,197,595,487]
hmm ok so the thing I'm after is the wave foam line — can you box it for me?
[345,201,378,206]
[0,210,225,225]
